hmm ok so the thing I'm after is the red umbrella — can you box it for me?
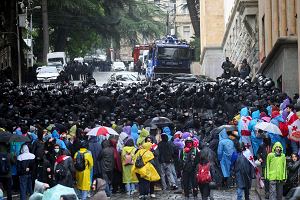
[87,126,119,137]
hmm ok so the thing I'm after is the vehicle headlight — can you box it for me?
[48,76,57,80]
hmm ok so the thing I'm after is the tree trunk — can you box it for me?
[54,27,68,52]
[42,0,49,63]
[186,0,200,38]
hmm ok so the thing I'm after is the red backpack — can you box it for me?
[196,163,212,184]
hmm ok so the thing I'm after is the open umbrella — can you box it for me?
[0,132,31,143]
[217,125,237,132]
[144,117,173,127]
[87,126,119,137]
[42,184,78,200]
[255,122,282,135]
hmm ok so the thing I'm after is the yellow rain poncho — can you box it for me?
[132,142,160,182]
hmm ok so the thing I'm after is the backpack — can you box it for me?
[74,152,86,171]
[55,162,67,180]
[0,153,9,175]
[196,162,212,184]
[135,151,147,168]
[124,150,134,166]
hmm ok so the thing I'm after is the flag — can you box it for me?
[242,149,264,188]
[287,112,300,142]
[239,116,253,154]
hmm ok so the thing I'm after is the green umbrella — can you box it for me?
[42,184,78,200]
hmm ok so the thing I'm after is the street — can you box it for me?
[110,188,260,200]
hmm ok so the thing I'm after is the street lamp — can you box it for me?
[26,5,41,69]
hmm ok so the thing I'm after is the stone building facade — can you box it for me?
[199,0,225,79]
[258,0,298,96]
[222,0,259,76]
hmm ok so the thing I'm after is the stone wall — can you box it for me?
[223,0,259,76]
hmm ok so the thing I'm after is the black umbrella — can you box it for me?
[144,117,173,128]
[0,132,31,143]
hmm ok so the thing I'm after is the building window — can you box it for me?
[183,26,190,38]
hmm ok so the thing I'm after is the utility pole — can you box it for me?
[166,11,169,35]
[42,0,49,63]
[16,2,22,86]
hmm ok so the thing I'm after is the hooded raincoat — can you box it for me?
[91,178,107,200]
[270,114,286,153]
[136,129,150,147]
[131,124,139,145]
[121,146,138,183]
[162,127,172,141]
[217,129,235,178]
[74,148,94,191]
[248,110,262,156]
[132,142,160,182]
[265,142,287,181]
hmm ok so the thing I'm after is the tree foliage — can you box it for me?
[31,0,164,61]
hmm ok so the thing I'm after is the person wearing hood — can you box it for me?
[233,143,254,200]
[238,107,253,154]
[265,142,287,200]
[131,124,139,145]
[158,134,177,190]
[17,144,35,200]
[51,130,67,150]
[74,141,93,200]
[217,129,236,187]
[136,128,150,147]
[98,139,114,198]
[180,137,199,200]
[269,111,286,154]
[109,138,122,194]
[91,178,107,200]
[121,139,138,195]
[162,127,172,141]
[248,110,262,156]
[117,132,129,153]
[132,142,160,200]
[88,136,102,178]
[54,149,75,187]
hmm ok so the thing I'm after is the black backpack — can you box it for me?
[135,151,146,168]
[55,162,67,180]
[0,152,10,175]
[74,152,86,171]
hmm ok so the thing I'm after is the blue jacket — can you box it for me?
[218,129,236,178]
[163,127,172,141]
[52,130,67,150]
[269,115,286,153]
[131,124,139,145]
[238,107,249,138]
[248,110,262,156]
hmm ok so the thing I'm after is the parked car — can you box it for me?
[37,66,60,83]
[111,61,126,71]
[48,62,64,73]
[108,72,142,86]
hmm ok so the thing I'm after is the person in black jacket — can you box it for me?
[0,143,14,200]
[257,136,272,199]
[54,149,75,187]
[285,153,300,195]
[17,144,35,200]
[98,139,114,197]
[158,134,178,190]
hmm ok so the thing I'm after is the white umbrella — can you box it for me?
[255,122,282,135]
[86,126,119,137]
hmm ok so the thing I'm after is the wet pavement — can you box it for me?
[109,188,260,200]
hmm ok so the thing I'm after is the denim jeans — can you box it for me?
[19,175,33,200]
[125,183,135,193]
[237,187,250,200]
[77,189,88,200]
[160,163,176,189]
[269,181,283,200]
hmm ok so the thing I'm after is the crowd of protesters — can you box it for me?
[1,60,300,200]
